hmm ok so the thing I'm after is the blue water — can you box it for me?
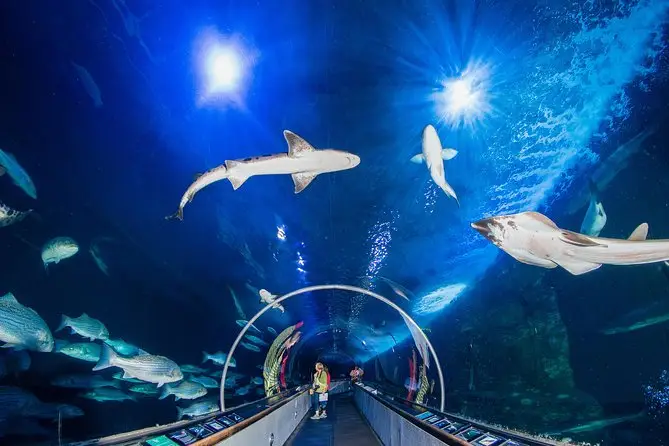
[0,0,667,444]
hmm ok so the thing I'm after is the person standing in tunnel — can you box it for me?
[309,362,330,419]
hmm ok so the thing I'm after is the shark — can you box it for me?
[224,130,359,192]
[411,124,459,205]
[470,211,666,275]
[580,180,607,236]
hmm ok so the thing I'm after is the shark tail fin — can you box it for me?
[92,344,117,372]
[165,209,184,221]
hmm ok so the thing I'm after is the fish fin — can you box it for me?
[122,371,134,379]
[110,381,122,389]
[92,344,117,371]
[291,172,318,194]
[175,396,181,401]
[524,211,559,228]
[559,231,607,247]
[193,172,203,180]
[409,154,424,164]
[82,313,89,318]
[227,172,250,190]
[628,223,648,241]
[137,349,149,355]
[56,315,70,332]
[1,343,23,349]
[165,209,184,221]
[158,385,171,400]
[441,148,458,160]
[177,407,185,420]
[0,292,18,303]
[554,258,602,275]
[283,130,316,157]
[157,381,165,388]
[202,351,210,363]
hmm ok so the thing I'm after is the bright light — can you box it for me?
[434,62,492,128]
[206,48,241,92]
[276,225,287,241]
[413,283,468,315]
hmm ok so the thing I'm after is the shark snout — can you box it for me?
[349,154,361,168]
[471,218,494,239]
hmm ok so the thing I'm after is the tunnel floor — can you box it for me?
[285,392,382,446]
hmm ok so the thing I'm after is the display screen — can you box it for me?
[500,440,528,446]
[415,411,433,420]
[144,435,179,446]
[228,413,245,422]
[166,429,198,446]
[443,421,467,433]
[433,419,451,429]
[472,433,506,445]
[456,427,484,441]
[188,424,214,439]
[216,416,236,427]
[425,415,442,424]
[204,420,226,432]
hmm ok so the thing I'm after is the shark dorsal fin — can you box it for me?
[627,223,648,241]
[525,212,558,228]
[0,292,18,304]
[559,231,607,247]
[284,131,315,157]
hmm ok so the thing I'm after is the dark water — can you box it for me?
[0,0,668,444]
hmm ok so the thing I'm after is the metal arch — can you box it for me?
[220,284,446,412]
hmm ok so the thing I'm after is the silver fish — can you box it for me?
[159,380,207,401]
[93,344,183,387]
[250,377,263,386]
[180,364,208,374]
[235,319,261,334]
[52,374,120,389]
[413,124,459,205]
[0,201,31,228]
[224,130,360,193]
[240,341,261,352]
[190,375,219,388]
[80,388,136,402]
[177,399,219,419]
[57,313,109,341]
[0,148,36,199]
[128,383,160,395]
[105,338,143,356]
[259,289,285,313]
[471,211,664,275]
[244,334,268,346]
[41,237,79,269]
[72,62,103,108]
[166,164,229,220]
[202,351,236,367]
[267,327,277,337]
[0,293,53,352]
[55,342,101,362]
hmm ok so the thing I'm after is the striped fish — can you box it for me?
[0,293,53,352]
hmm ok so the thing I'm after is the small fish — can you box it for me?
[250,377,263,386]
[111,371,143,383]
[159,380,207,401]
[128,383,160,395]
[52,374,120,389]
[236,320,262,334]
[0,293,54,352]
[57,313,109,341]
[413,124,459,205]
[105,338,142,356]
[259,289,285,313]
[240,341,261,352]
[190,375,219,388]
[93,344,183,387]
[180,364,208,374]
[55,342,101,362]
[177,399,219,419]
[41,237,79,270]
[377,276,415,301]
[0,201,32,228]
[72,62,103,108]
[0,148,36,199]
[244,334,269,347]
[166,165,229,221]
[580,180,607,236]
[234,385,251,396]
[202,351,236,367]
[89,240,110,276]
[267,327,277,336]
[80,388,137,402]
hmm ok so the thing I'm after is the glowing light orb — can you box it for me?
[435,62,492,128]
[413,283,468,315]
[206,48,242,92]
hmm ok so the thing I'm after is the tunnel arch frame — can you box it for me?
[220,284,446,412]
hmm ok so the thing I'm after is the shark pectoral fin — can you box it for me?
[441,148,458,160]
[292,172,318,193]
[554,258,602,275]
[628,223,648,241]
[559,231,607,247]
[284,130,315,157]
[409,154,424,164]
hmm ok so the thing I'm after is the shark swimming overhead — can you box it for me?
[412,124,459,206]
[470,211,668,275]
[225,130,360,193]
